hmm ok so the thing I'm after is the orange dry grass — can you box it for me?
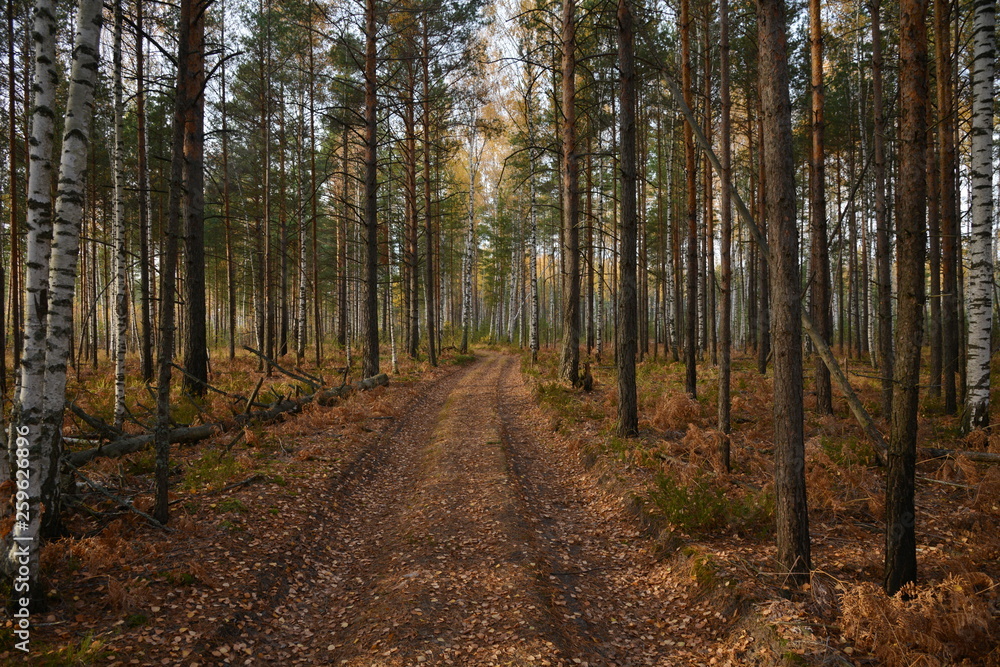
[841,572,1000,666]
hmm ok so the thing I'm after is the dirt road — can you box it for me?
[225,351,712,666]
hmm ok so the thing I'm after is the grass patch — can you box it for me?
[451,353,476,366]
[821,436,876,466]
[217,498,248,514]
[647,472,773,536]
[184,449,240,491]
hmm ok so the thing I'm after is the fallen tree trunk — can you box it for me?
[65,373,389,467]
[921,448,1000,464]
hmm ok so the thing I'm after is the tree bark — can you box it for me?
[112,0,127,430]
[136,0,154,380]
[558,0,580,386]
[809,0,832,415]
[182,0,208,396]
[758,0,810,581]
[422,21,437,366]
[885,0,928,596]
[10,0,60,591]
[718,0,732,470]
[38,0,104,539]
[963,0,995,432]
[936,0,958,414]
[361,0,380,378]
[682,0,697,397]
[616,0,637,437]
[871,0,892,419]
[154,0,193,525]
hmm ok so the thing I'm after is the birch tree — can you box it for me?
[963,0,995,432]
[461,118,478,354]
[11,0,105,593]
[112,0,127,430]
[9,0,59,585]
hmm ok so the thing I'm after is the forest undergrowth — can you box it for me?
[3,345,999,665]
[520,345,1000,666]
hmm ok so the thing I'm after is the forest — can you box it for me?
[1,0,999,663]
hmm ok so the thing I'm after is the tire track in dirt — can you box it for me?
[196,361,473,661]
[248,351,689,665]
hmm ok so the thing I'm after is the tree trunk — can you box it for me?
[361,0,380,378]
[112,0,127,430]
[718,0,733,470]
[559,0,580,386]
[885,0,928,596]
[702,11,716,367]
[809,0,832,415]
[136,0,154,380]
[182,0,207,395]
[404,55,419,359]
[461,122,477,354]
[963,0,994,432]
[10,0,60,592]
[758,0,810,581]
[616,0,637,437]
[871,0,892,419]
[154,0,190,523]
[756,110,770,374]
[682,0,697,397]
[37,0,104,540]
[936,0,958,414]
[422,22,437,366]
[220,0,236,362]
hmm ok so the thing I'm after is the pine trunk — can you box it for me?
[182,0,207,395]
[809,0,832,415]
[616,0,638,437]
[758,0,810,581]
[559,0,580,386]
[885,0,928,596]
[361,0,380,378]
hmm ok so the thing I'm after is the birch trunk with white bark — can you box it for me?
[8,0,59,587]
[113,0,127,430]
[461,124,477,354]
[963,0,995,432]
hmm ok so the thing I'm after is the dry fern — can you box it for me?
[840,573,1000,666]
[651,393,702,432]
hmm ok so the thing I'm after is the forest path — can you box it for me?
[254,351,693,666]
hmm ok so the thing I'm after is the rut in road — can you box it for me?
[261,352,708,666]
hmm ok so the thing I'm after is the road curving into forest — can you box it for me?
[240,351,708,665]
